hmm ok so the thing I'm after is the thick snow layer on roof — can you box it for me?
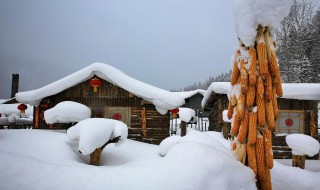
[44,101,91,124]
[233,0,293,47]
[16,63,185,115]
[201,82,230,108]
[286,134,320,156]
[173,89,206,99]
[202,82,320,108]
[0,103,33,116]
[67,118,128,155]
[178,107,195,122]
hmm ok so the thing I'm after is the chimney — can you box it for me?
[11,74,19,98]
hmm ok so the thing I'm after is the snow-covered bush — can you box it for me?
[67,118,128,156]
[44,101,91,124]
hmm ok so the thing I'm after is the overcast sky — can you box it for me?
[0,0,237,98]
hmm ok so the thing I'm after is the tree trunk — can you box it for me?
[180,121,187,137]
[90,148,103,166]
[292,154,306,169]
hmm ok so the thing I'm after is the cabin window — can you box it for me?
[275,110,304,134]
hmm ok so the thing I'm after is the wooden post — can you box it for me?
[292,154,306,169]
[89,136,120,166]
[180,121,187,137]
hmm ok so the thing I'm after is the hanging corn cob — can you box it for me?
[229,25,283,190]
[310,111,316,137]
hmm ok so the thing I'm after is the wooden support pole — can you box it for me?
[292,154,306,169]
[89,136,120,166]
[180,121,187,137]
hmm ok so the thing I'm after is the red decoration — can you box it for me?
[113,113,122,121]
[170,108,179,119]
[89,77,102,92]
[285,118,294,127]
[17,103,28,114]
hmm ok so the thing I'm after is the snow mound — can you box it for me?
[159,132,231,157]
[67,118,128,155]
[44,101,91,124]
[233,0,293,47]
[178,107,195,122]
[160,142,256,190]
[286,134,320,156]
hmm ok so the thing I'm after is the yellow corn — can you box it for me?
[247,143,257,176]
[248,112,257,145]
[237,111,249,143]
[265,75,273,101]
[257,77,264,98]
[236,93,245,120]
[249,47,257,85]
[231,60,240,85]
[257,94,266,126]
[272,87,279,119]
[265,97,275,130]
[256,135,266,183]
[227,100,233,120]
[246,85,255,107]
[231,114,241,136]
[263,129,274,169]
[241,61,249,93]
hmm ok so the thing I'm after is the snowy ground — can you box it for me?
[0,130,319,190]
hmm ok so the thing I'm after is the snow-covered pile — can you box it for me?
[159,132,255,189]
[233,0,293,47]
[286,134,320,156]
[15,63,185,115]
[178,107,195,122]
[159,131,231,157]
[67,118,128,155]
[1,130,320,190]
[44,101,91,124]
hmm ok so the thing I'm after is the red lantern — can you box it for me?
[17,103,28,114]
[113,113,122,121]
[170,108,179,119]
[89,77,102,93]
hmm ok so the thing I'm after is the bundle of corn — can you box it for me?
[228,25,282,190]
[310,111,316,138]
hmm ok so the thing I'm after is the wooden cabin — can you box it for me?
[16,63,185,145]
[202,82,320,159]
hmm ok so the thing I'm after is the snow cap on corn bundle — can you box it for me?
[233,0,294,47]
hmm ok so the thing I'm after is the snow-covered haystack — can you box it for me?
[67,118,128,156]
[286,134,320,157]
[159,133,256,189]
[44,101,91,124]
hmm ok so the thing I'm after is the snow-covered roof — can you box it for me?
[0,98,15,104]
[16,63,185,114]
[173,89,206,99]
[202,82,320,109]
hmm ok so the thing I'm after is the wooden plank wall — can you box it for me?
[34,77,170,144]
[207,94,319,159]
